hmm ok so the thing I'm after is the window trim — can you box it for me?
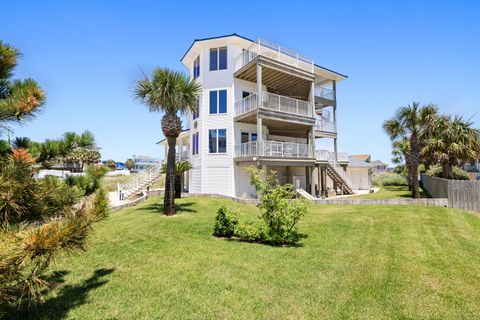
[209,89,227,115]
[209,47,227,71]
[193,55,200,79]
[209,129,227,154]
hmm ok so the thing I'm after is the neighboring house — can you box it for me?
[370,159,388,174]
[132,155,161,172]
[166,34,355,198]
[346,157,373,190]
[350,154,371,163]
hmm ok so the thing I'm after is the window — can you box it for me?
[192,132,199,155]
[192,98,199,120]
[209,90,227,114]
[193,56,200,79]
[241,132,257,143]
[209,47,227,71]
[209,129,227,154]
[241,132,249,143]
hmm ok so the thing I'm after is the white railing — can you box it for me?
[315,87,335,100]
[315,119,337,133]
[117,162,163,199]
[234,92,314,118]
[235,141,258,157]
[316,150,356,190]
[234,93,258,115]
[235,141,314,158]
[262,92,313,117]
[235,39,314,73]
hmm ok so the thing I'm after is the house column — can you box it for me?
[333,80,338,161]
[305,167,310,192]
[256,63,263,156]
[310,165,316,196]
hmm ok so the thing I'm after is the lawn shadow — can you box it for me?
[6,268,115,320]
[223,233,308,248]
[142,201,197,214]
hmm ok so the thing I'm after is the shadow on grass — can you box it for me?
[6,268,114,320]
[142,201,197,214]
[223,233,308,248]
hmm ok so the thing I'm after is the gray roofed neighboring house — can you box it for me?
[370,159,388,173]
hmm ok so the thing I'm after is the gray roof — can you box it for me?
[370,160,388,166]
[348,156,373,168]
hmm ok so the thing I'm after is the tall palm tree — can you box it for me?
[391,137,412,189]
[134,68,201,215]
[383,102,438,198]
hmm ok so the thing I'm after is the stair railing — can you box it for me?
[117,162,163,200]
[325,151,357,191]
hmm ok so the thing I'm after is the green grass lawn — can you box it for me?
[350,185,430,200]
[12,197,480,319]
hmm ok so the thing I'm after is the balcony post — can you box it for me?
[256,63,263,156]
[333,80,338,161]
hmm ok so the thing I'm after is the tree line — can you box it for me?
[384,102,480,198]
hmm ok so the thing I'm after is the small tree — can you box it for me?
[105,159,116,171]
[247,167,308,244]
[125,158,135,171]
[161,160,193,198]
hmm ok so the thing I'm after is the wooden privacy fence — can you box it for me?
[421,174,480,212]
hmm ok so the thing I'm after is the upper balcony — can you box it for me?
[315,87,336,107]
[235,92,314,122]
[315,119,337,137]
[235,140,315,162]
[234,39,315,101]
[234,39,314,74]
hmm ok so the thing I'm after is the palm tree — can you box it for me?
[125,158,135,171]
[162,160,193,199]
[383,102,438,198]
[105,159,116,171]
[423,115,480,179]
[391,137,412,189]
[134,68,201,215]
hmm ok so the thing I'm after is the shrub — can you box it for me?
[213,205,238,238]
[426,165,470,180]
[247,167,308,245]
[372,172,408,186]
[235,223,262,242]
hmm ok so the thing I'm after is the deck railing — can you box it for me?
[234,93,258,115]
[316,150,348,162]
[315,87,335,100]
[234,39,314,73]
[234,92,313,118]
[315,119,337,133]
[176,150,189,161]
[235,141,314,158]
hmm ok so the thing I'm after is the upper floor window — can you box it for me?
[192,98,199,120]
[192,132,199,155]
[209,47,227,71]
[209,90,227,114]
[241,132,257,143]
[193,56,200,79]
[209,129,227,153]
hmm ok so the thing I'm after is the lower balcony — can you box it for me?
[316,150,349,163]
[235,141,315,160]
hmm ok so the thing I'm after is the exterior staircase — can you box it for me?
[323,151,356,195]
[117,163,163,200]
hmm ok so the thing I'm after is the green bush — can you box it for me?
[213,205,238,238]
[372,172,408,186]
[247,167,308,245]
[235,223,262,242]
[426,165,470,180]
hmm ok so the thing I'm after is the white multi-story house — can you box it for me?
[171,34,354,198]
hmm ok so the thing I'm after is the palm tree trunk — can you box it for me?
[410,133,420,198]
[175,173,181,199]
[164,136,177,215]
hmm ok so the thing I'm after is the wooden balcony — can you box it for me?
[235,91,314,121]
[235,141,315,162]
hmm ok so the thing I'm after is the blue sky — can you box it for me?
[2,0,479,164]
